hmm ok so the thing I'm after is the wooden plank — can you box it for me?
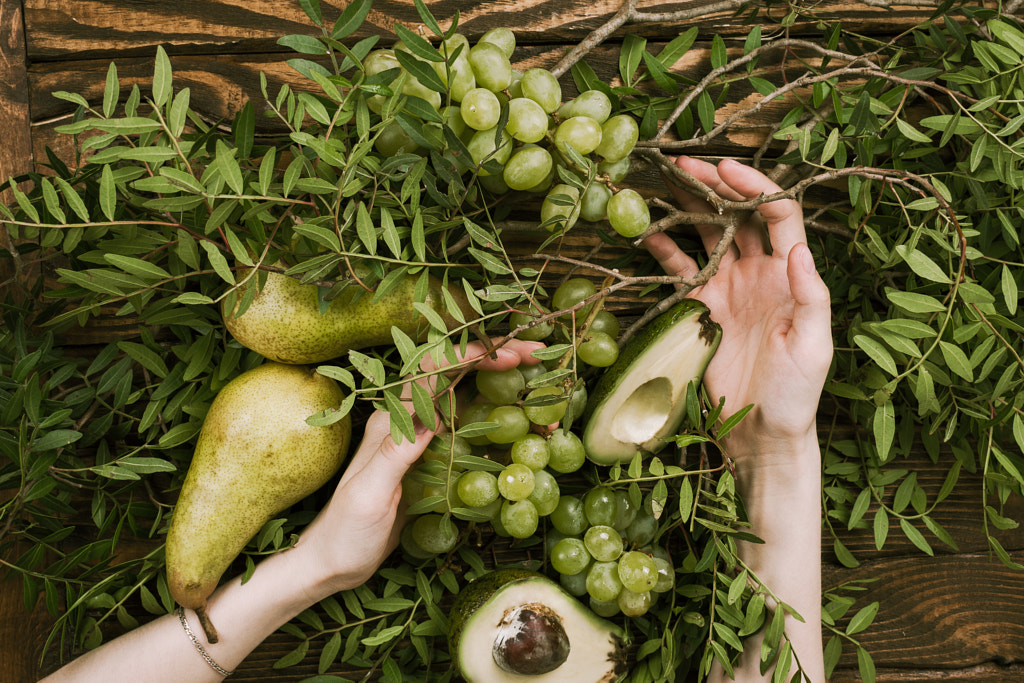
[22,0,949,59]
[823,552,1024,673]
[0,0,33,193]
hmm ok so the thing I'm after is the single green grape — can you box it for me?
[509,303,554,341]
[478,27,516,58]
[456,470,500,508]
[550,537,591,576]
[468,42,512,92]
[433,47,475,102]
[589,310,621,339]
[475,367,525,405]
[653,556,675,593]
[507,68,524,98]
[500,499,540,538]
[459,401,499,446]
[518,362,548,385]
[540,183,581,233]
[580,182,612,223]
[520,68,561,113]
[583,487,617,526]
[510,433,551,470]
[486,405,531,444]
[401,73,442,111]
[374,120,418,156]
[554,116,603,156]
[400,523,437,559]
[584,525,624,562]
[611,489,638,531]
[589,597,621,618]
[617,550,659,593]
[527,468,560,516]
[625,511,658,546]
[467,126,513,175]
[497,462,536,501]
[422,433,471,469]
[550,495,589,536]
[410,513,459,554]
[560,569,589,596]
[586,560,624,602]
[552,277,596,316]
[505,97,548,143]
[503,145,553,191]
[607,188,651,238]
[460,87,502,130]
[478,172,509,195]
[594,114,639,162]
[577,331,619,367]
[559,89,612,123]
[522,386,568,426]
[547,428,586,473]
[617,588,652,617]
[598,156,630,183]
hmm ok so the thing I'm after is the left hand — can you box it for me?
[296,338,545,592]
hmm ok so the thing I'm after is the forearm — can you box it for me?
[42,542,334,683]
[710,431,824,683]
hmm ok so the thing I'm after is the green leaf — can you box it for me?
[32,430,83,452]
[278,34,328,55]
[394,24,443,63]
[717,404,753,439]
[657,28,697,68]
[273,639,310,669]
[619,34,646,87]
[833,537,859,568]
[895,117,932,143]
[200,240,235,284]
[886,289,946,314]
[413,0,444,37]
[873,400,895,463]
[697,90,715,133]
[41,179,66,223]
[394,50,447,93]
[319,631,342,674]
[873,507,889,550]
[152,45,173,108]
[854,335,898,376]
[168,88,191,137]
[299,0,323,26]
[103,61,119,118]
[845,601,879,635]
[894,245,951,284]
[99,164,117,221]
[938,341,974,381]
[1001,264,1018,315]
[857,646,876,683]
[54,177,90,222]
[989,18,1024,56]
[899,518,933,556]
[332,0,371,39]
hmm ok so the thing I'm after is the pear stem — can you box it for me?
[195,604,220,644]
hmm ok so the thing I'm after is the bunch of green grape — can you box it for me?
[363,27,650,239]
[547,485,676,618]
[512,277,622,368]
[399,362,589,557]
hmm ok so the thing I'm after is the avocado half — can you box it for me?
[448,569,627,682]
[582,300,722,465]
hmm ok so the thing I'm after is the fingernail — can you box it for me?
[800,244,816,273]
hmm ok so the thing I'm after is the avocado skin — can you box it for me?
[447,568,628,682]
[583,299,722,462]
[447,568,537,658]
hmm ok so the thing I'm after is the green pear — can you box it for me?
[165,362,351,641]
[222,269,470,364]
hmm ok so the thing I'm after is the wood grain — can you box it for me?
[823,552,1024,674]
[1,0,33,197]
[22,0,947,59]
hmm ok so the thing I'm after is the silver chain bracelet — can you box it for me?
[176,605,234,677]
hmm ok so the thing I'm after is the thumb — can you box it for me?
[343,411,435,492]
[787,243,833,367]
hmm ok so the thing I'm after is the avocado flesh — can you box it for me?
[450,570,627,683]
[583,300,722,465]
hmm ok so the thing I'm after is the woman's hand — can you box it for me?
[644,156,833,459]
[294,338,546,595]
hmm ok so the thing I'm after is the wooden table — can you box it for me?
[2,1,1023,681]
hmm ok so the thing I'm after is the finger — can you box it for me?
[666,156,740,259]
[419,338,546,374]
[718,158,806,258]
[643,231,700,280]
[342,411,435,489]
[786,243,833,376]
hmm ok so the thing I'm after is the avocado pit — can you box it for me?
[493,603,570,675]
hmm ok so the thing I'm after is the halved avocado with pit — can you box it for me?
[448,569,627,682]
[583,300,722,465]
